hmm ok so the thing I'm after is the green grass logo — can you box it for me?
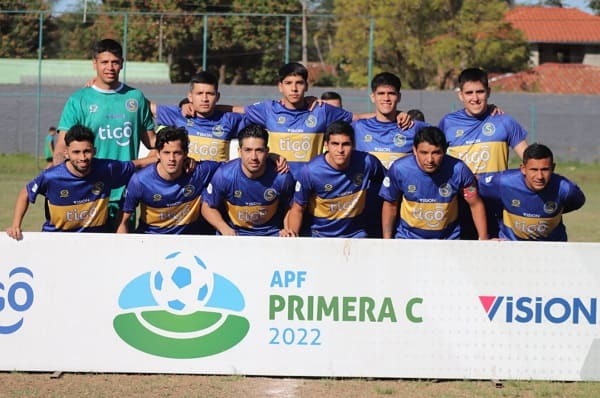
[113,251,250,358]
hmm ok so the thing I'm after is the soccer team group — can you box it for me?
[5,38,586,242]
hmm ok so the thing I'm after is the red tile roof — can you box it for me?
[506,6,600,43]
[489,63,600,95]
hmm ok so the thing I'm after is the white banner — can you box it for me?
[1,233,600,381]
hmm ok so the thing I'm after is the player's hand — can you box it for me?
[84,77,96,87]
[396,111,414,130]
[220,227,238,236]
[6,226,23,241]
[305,96,320,111]
[185,157,197,174]
[270,153,289,174]
[181,102,195,117]
[279,229,297,237]
[489,104,504,115]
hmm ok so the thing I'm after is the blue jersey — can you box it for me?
[479,169,585,241]
[203,158,295,236]
[122,161,221,234]
[293,151,385,238]
[26,159,135,232]
[438,108,527,180]
[155,105,244,162]
[379,155,476,239]
[354,118,429,169]
[244,100,353,178]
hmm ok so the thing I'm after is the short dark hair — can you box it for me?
[325,121,355,145]
[407,109,425,122]
[155,126,190,153]
[48,126,57,132]
[371,72,401,92]
[238,124,269,147]
[189,71,219,92]
[523,143,554,164]
[413,126,448,152]
[93,38,123,60]
[278,62,308,83]
[320,91,342,102]
[458,67,489,90]
[65,125,95,146]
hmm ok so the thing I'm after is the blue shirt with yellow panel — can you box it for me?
[379,154,476,239]
[244,100,353,179]
[26,159,135,232]
[479,169,585,241]
[121,160,221,234]
[293,150,386,238]
[202,157,295,236]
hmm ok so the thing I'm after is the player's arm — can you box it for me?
[286,202,305,236]
[463,185,488,240]
[200,201,237,236]
[116,211,133,234]
[131,155,156,169]
[563,182,586,213]
[381,200,398,239]
[513,140,528,160]
[149,100,157,118]
[5,187,30,241]
[352,111,413,130]
[181,103,245,117]
[53,130,67,165]
[269,153,289,174]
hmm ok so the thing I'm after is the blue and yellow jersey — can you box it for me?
[122,161,220,234]
[203,158,295,236]
[244,101,353,179]
[379,155,476,239]
[438,109,527,177]
[58,84,155,202]
[26,159,135,232]
[293,151,385,238]
[479,169,585,241]
[354,118,429,169]
[155,105,244,162]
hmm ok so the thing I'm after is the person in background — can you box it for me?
[45,126,57,169]
[320,91,343,108]
[407,109,425,122]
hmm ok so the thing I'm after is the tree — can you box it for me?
[589,0,600,15]
[0,1,55,58]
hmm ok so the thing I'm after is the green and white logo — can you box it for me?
[113,251,250,358]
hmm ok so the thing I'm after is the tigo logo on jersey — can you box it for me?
[479,295,597,324]
[113,251,249,358]
[0,267,34,334]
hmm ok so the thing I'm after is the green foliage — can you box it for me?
[590,0,600,15]
[0,1,54,58]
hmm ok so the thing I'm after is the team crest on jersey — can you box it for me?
[213,125,225,138]
[183,185,195,197]
[153,194,162,202]
[60,189,69,198]
[438,183,452,198]
[382,176,390,188]
[352,173,364,187]
[324,184,333,192]
[126,99,139,112]
[89,104,98,113]
[408,185,417,193]
[91,181,104,195]
[305,115,317,128]
[482,123,495,136]
[264,188,277,201]
[364,134,373,143]
[277,116,286,125]
[511,199,521,207]
[455,129,464,137]
[544,201,558,214]
[234,190,242,198]
[393,134,407,147]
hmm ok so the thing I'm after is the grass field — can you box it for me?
[2,154,598,242]
[1,154,600,397]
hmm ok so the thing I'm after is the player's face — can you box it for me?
[322,98,342,108]
[278,75,308,109]
[188,83,219,117]
[158,140,187,178]
[92,51,122,90]
[521,157,554,192]
[239,137,269,177]
[65,140,95,176]
[325,133,354,170]
[458,81,490,117]
[370,85,400,118]
[413,142,445,173]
